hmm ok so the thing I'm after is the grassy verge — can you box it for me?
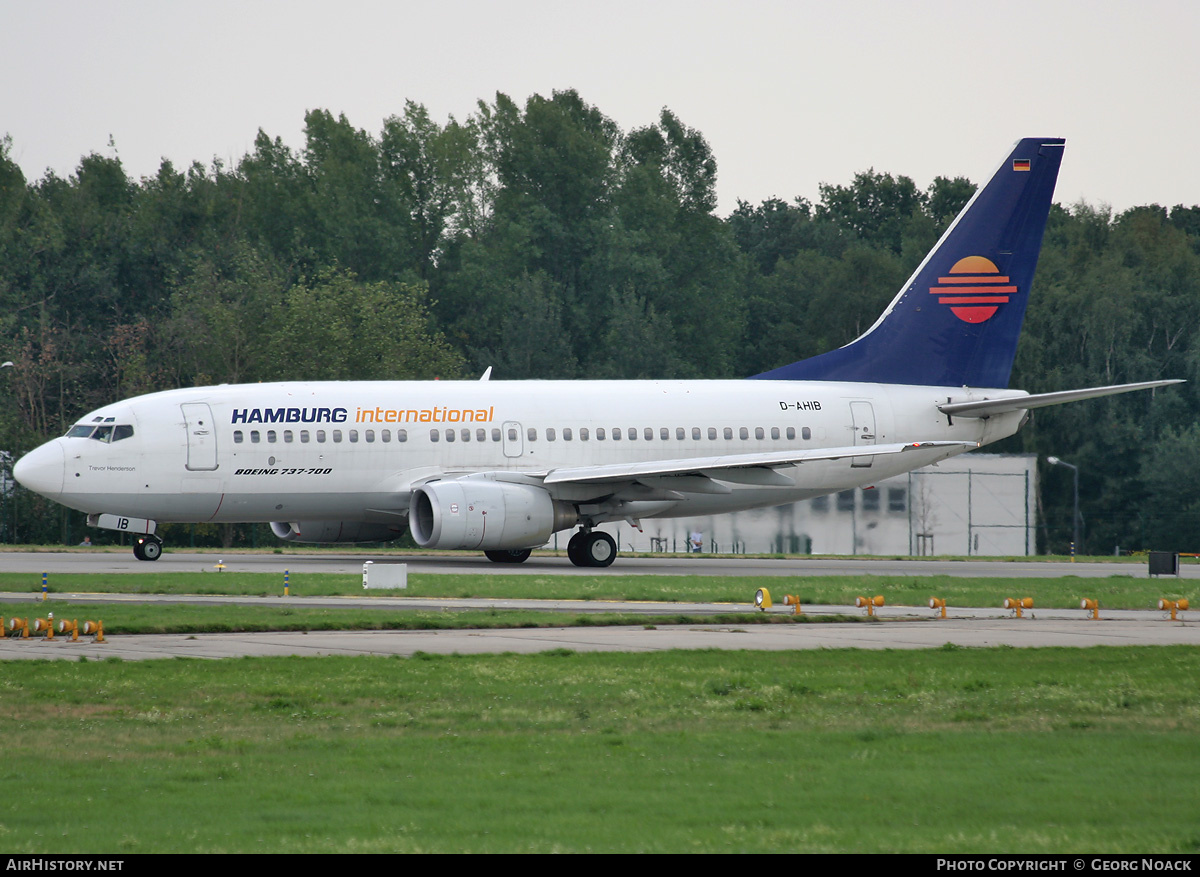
[1,570,1194,610]
[0,600,865,635]
[1,646,1197,853]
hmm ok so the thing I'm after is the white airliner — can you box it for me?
[13,138,1181,565]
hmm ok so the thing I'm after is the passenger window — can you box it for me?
[707,428,716,440]
[580,428,589,441]
[490,428,500,441]
[755,427,764,440]
[627,428,636,440]
[430,430,440,442]
[508,428,517,441]
[612,428,621,441]
[266,430,277,443]
[284,430,294,443]
[445,429,455,442]
[476,429,486,442]
[366,430,375,443]
[547,428,556,441]
[461,429,470,442]
[527,427,537,441]
[381,430,391,443]
[676,427,685,440]
[233,430,244,444]
[692,427,701,441]
[723,427,733,440]
[332,430,342,443]
[597,428,605,440]
[786,427,796,440]
[563,428,572,441]
[317,430,326,443]
[771,427,780,440]
[397,430,407,442]
[646,428,654,441]
[349,430,358,443]
[739,427,748,440]
[251,431,261,443]
[802,427,811,440]
[300,431,310,443]
[113,424,134,442]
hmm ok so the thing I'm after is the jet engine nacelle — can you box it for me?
[409,478,576,550]
[270,520,404,544]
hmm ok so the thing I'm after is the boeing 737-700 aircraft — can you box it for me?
[13,138,1181,565]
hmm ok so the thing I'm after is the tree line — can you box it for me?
[2,89,1198,552]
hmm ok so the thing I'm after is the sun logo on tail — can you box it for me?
[928,256,1017,323]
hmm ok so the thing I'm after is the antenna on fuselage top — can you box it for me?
[479,367,492,381]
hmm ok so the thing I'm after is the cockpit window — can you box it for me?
[67,423,134,441]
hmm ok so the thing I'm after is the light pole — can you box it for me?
[0,362,12,544]
[1047,456,1080,559]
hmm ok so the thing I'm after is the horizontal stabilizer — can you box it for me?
[938,380,1184,418]
[543,440,976,486]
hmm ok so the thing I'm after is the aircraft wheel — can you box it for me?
[582,531,616,568]
[567,531,588,567]
[135,536,162,562]
[485,549,531,564]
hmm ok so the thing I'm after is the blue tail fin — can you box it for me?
[751,138,1065,388]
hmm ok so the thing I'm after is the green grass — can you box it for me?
[2,569,1193,611]
[0,599,860,634]
[1,646,1197,853]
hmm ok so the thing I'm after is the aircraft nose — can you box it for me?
[13,440,65,500]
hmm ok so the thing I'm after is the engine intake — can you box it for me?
[410,478,576,550]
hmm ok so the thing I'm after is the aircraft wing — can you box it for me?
[542,440,976,488]
[938,380,1184,419]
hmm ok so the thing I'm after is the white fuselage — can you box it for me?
[19,379,1027,529]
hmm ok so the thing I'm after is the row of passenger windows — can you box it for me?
[232,425,815,445]
[234,428,410,444]
[506,426,812,442]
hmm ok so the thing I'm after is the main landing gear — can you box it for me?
[484,549,532,564]
[133,535,163,562]
[567,529,616,568]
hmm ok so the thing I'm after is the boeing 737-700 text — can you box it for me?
[13,138,1181,565]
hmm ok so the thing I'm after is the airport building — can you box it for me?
[580,453,1038,557]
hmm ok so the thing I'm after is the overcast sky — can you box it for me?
[3,0,1197,217]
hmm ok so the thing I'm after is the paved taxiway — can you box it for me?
[0,615,1194,661]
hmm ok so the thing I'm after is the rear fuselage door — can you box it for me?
[850,401,876,468]
[181,402,219,471]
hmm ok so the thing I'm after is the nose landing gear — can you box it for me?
[133,535,163,562]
